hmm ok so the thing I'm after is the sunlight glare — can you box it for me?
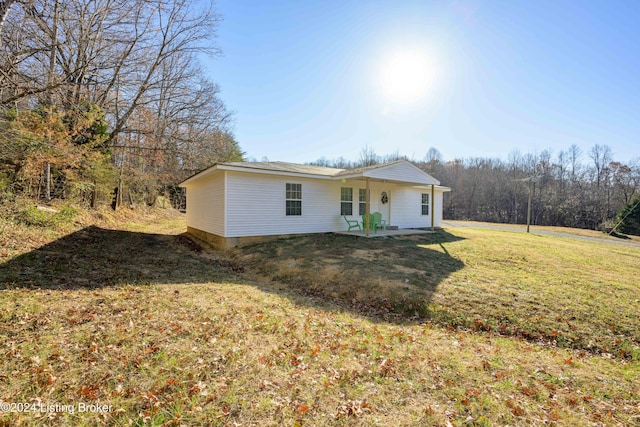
[379,50,436,104]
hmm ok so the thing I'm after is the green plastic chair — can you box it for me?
[343,215,361,231]
[372,212,386,230]
[361,214,378,233]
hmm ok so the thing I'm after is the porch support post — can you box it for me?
[365,177,370,236]
[431,184,435,232]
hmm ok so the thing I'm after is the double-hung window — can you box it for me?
[421,193,430,216]
[286,183,302,216]
[340,187,353,215]
[359,189,367,215]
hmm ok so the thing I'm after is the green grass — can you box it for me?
[0,213,638,426]
[238,228,640,360]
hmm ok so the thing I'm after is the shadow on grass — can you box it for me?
[609,231,631,240]
[235,230,466,321]
[0,226,244,290]
[1,226,465,324]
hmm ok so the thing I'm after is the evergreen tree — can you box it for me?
[614,195,640,236]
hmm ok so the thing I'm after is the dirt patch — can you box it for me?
[393,264,424,275]
[283,258,300,268]
[321,264,342,276]
[174,234,203,252]
[351,249,384,261]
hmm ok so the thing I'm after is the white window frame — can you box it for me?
[358,188,367,216]
[285,183,302,216]
[421,193,430,216]
[340,187,353,215]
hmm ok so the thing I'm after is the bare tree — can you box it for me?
[358,145,378,167]
[568,144,582,182]
[424,146,443,163]
[0,0,18,40]
[589,144,612,188]
[319,146,640,230]
[1,0,239,209]
[106,1,221,144]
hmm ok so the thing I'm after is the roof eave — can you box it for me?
[180,163,338,186]
[411,185,452,192]
[179,164,223,187]
[221,165,336,179]
[334,171,440,186]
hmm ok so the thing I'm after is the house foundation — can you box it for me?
[186,226,302,250]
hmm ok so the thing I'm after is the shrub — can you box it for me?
[16,205,78,227]
[54,206,78,224]
[17,206,53,227]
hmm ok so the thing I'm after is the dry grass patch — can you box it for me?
[1,283,638,426]
[351,249,384,261]
[238,228,640,360]
[1,213,638,426]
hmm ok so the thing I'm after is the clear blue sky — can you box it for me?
[203,0,640,164]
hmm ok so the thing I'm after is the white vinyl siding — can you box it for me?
[182,165,447,238]
[184,172,225,236]
[225,172,344,237]
[390,186,444,228]
[433,189,444,225]
[364,162,439,185]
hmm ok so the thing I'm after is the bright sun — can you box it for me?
[379,50,436,104]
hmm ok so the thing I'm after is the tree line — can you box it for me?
[310,145,640,232]
[0,0,242,210]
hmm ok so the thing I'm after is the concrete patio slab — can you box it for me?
[334,228,435,238]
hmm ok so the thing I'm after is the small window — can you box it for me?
[340,187,353,215]
[359,188,367,216]
[421,193,430,216]
[286,183,302,216]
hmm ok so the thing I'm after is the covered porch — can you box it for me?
[334,228,435,238]
[335,162,447,236]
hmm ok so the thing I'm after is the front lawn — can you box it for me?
[1,212,638,426]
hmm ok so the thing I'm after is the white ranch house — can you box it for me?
[179,160,450,248]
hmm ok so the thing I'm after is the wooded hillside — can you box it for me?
[424,146,639,231]
[2,1,637,232]
[0,0,243,209]
[312,145,640,231]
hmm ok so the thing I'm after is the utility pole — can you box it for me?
[520,173,542,233]
[526,181,532,233]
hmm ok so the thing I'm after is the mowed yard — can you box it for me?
[0,210,638,426]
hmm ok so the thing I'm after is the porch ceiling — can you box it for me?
[336,176,438,186]
[338,177,450,191]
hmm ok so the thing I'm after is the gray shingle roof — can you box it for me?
[333,160,405,177]
[222,161,344,176]
[181,159,446,188]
